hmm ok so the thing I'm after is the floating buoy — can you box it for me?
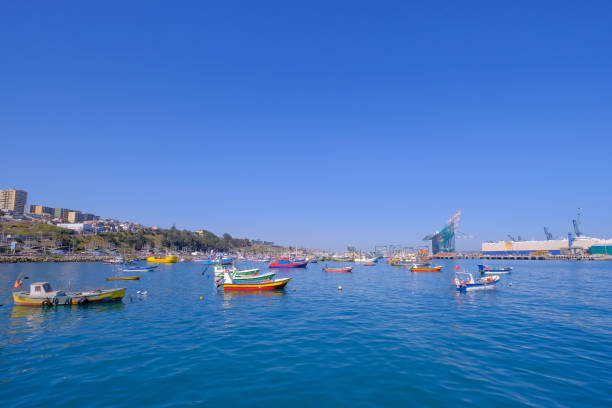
[338,285,342,291]
[509,282,513,287]
[200,296,203,300]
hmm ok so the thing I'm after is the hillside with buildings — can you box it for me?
[0,187,279,257]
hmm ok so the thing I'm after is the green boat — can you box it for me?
[214,265,259,277]
[232,271,276,282]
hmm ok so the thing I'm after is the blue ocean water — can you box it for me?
[0,260,610,407]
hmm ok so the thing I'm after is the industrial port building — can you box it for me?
[482,236,612,256]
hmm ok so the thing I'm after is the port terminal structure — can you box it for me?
[480,209,612,259]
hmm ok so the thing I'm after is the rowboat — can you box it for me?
[146,256,178,263]
[324,266,352,273]
[478,265,512,274]
[390,261,413,266]
[331,256,353,262]
[122,265,158,272]
[13,282,126,306]
[220,272,290,291]
[363,262,376,266]
[231,271,276,282]
[269,258,308,268]
[411,265,442,272]
[214,266,259,277]
[106,276,140,280]
[354,257,377,263]
[453,272,500,292]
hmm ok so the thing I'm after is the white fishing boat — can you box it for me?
[453,272,500,292]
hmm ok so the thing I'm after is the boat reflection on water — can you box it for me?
[11,302,126,321]
[222,290,287,300]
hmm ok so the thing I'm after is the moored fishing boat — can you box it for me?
[214,265,259,277]
[231,271,276,282]
[146,255,178,263]
[269,258,308,268]
[453,272,500,292]
[331,255,353,262]
[121,265,158,272]
[106,276,140,280]
[220,272,290,291]
[354,257,377,263]
[13,282,126,306]
[363,262,376,266]
[324,266,352,273]
[478,265,513,274]
[411,265,443,272]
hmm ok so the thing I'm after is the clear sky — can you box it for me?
[2,1,611,251]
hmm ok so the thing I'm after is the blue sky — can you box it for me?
[2,1,611,250]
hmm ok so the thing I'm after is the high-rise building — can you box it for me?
[0,189,28,214]
[67,211,83,223]
[30,205,54,216]
[53,208,72,221]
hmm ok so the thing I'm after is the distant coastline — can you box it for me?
[0,255,143,263]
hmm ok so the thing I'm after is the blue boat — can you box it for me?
[269,258,308,268]
[121,265,158,272]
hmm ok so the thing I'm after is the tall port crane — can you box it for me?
[572,208,583,237]
[544,227,553,240]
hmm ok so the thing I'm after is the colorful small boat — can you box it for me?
[13,282,126,306]
[354,256,377,263]
[478,265,513,274]
[220,272,290,291]
[214,266,259,277]
[331,256,354,262]
[106,276,140,280]
[363,262,376,266]
[122,265,158,272]
[269,258,308,268]
[411,265,443,272]
[453,272,500,292]
[230,271,276,282]
[324,266,353,273]
[146,256,178,263]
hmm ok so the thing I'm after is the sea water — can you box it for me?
[0,260,610,407]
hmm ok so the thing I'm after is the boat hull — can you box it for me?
[122,266,158,272]
[232,272,276,282]
[147,256,178,263]
[13,288,126,306]
[324,267,352,273]
[106,276,140,280]
[411,266,443,272]
[269,261,308,268]
[223,278,290,291]
[457,281,499,291]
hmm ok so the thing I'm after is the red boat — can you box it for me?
[324,266,353,273]
[269,258,308,268]
[222,278,291,291]
[363,262,376,266]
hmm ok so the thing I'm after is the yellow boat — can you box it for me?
[13,282,126,306]
[146,256,178,263]
[106,276,140,280]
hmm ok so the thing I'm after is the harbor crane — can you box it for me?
[572,208,583,237]
[544,227,553,240]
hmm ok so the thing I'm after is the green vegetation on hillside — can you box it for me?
[0,221,261,254]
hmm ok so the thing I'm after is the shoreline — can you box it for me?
[0,255,144,263]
